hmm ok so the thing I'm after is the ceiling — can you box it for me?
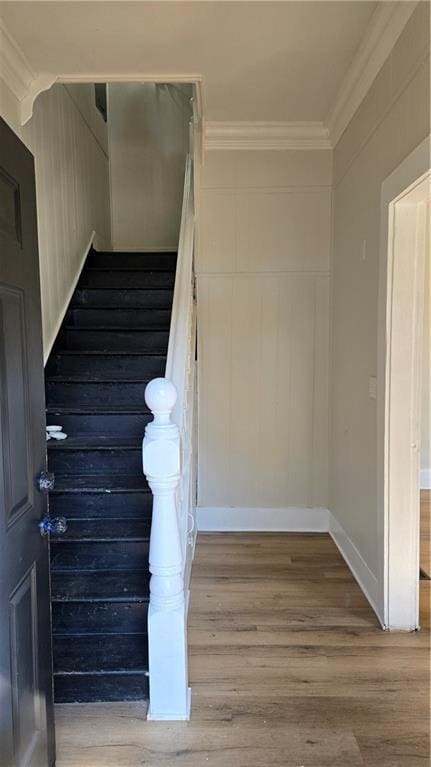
[0,1,378,123]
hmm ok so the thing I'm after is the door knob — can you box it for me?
[37,471,55,492]
[39,516,67,537]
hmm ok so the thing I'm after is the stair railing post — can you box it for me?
[142,377,191,720]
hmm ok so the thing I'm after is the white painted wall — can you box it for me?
[197,150,332,511]
[331,2,430,576]
[14,84,111,359]
[65,84,109,156]
[108,83,190,251]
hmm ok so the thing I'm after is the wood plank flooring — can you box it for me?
[55,531,430,766]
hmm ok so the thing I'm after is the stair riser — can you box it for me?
[79,271,175,289]
[51,571,150,601]
[47,411,150,438]
[51,541,149,572]
[66,308,171,328]
[72,288,174,309]
[56,518,151,540]
[46,353,166,379]
[54,673,149,703]
[46,381,150,409]
[58,329,169,353]
[88,252,176,270]
[48,447,142,475]
[52,601,148,634]
[53,634,148,673]
[49,491,153,519]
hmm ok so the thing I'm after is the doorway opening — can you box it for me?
[379,141,430,631]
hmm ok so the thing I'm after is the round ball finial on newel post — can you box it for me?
[145,377,177,425]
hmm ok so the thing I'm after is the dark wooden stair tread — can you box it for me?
[53,672,149,703]
[50,349,167,356]
[51,570,150,601]
[64,325,169,332]
[51,475,149,492]
[47,435,142,449]
[47,406,149,414]
[53,633,148,673]
[81,268,175,274]
[46,376,152,382]
[54,518,151,541]
[46,376,153,384]
[44,248,172,704]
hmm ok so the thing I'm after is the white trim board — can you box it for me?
[197,507,329,532]
[328,512,382,628]
[107,245,178,253]
[202,4,418,151]
[377,141,431,631]
[0,5,418,142]
[421,469,431,490]
[0,19,55,127]
[203,122,331,151]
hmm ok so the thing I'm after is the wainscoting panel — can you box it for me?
[197,272,330,509]
[19,84,111,359]
[198,187,331,274]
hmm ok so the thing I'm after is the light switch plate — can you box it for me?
[369,376,377,399]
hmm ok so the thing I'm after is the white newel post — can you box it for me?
[142,378,191,721]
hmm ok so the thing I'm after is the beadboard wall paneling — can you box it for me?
[198,187,331,274]
[108,83,190,252]
[18,84,111,359]
[197,272,330,508]
[196,149,331,511]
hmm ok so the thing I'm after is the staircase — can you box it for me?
[45,249,176,703]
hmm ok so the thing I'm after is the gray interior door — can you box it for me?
[0,117,55,766]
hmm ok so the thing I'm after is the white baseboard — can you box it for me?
[329,512,383,627]
[107,245,178,253]
[197,506,329,532]
[197,506,384,627]
[420,468,431,489]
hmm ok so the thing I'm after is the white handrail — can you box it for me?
[166,154,197,577]
[166,153,195,427]
[142,154,196,721]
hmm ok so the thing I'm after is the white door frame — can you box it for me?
[377,136,430,630]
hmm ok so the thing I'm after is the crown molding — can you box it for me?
[326,1,419,147]
[0,2,419,146]
[204,121,331,150]
[0,19,35,101]
[0,19,55,125]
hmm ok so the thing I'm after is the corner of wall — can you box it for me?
[328,511,383,627]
